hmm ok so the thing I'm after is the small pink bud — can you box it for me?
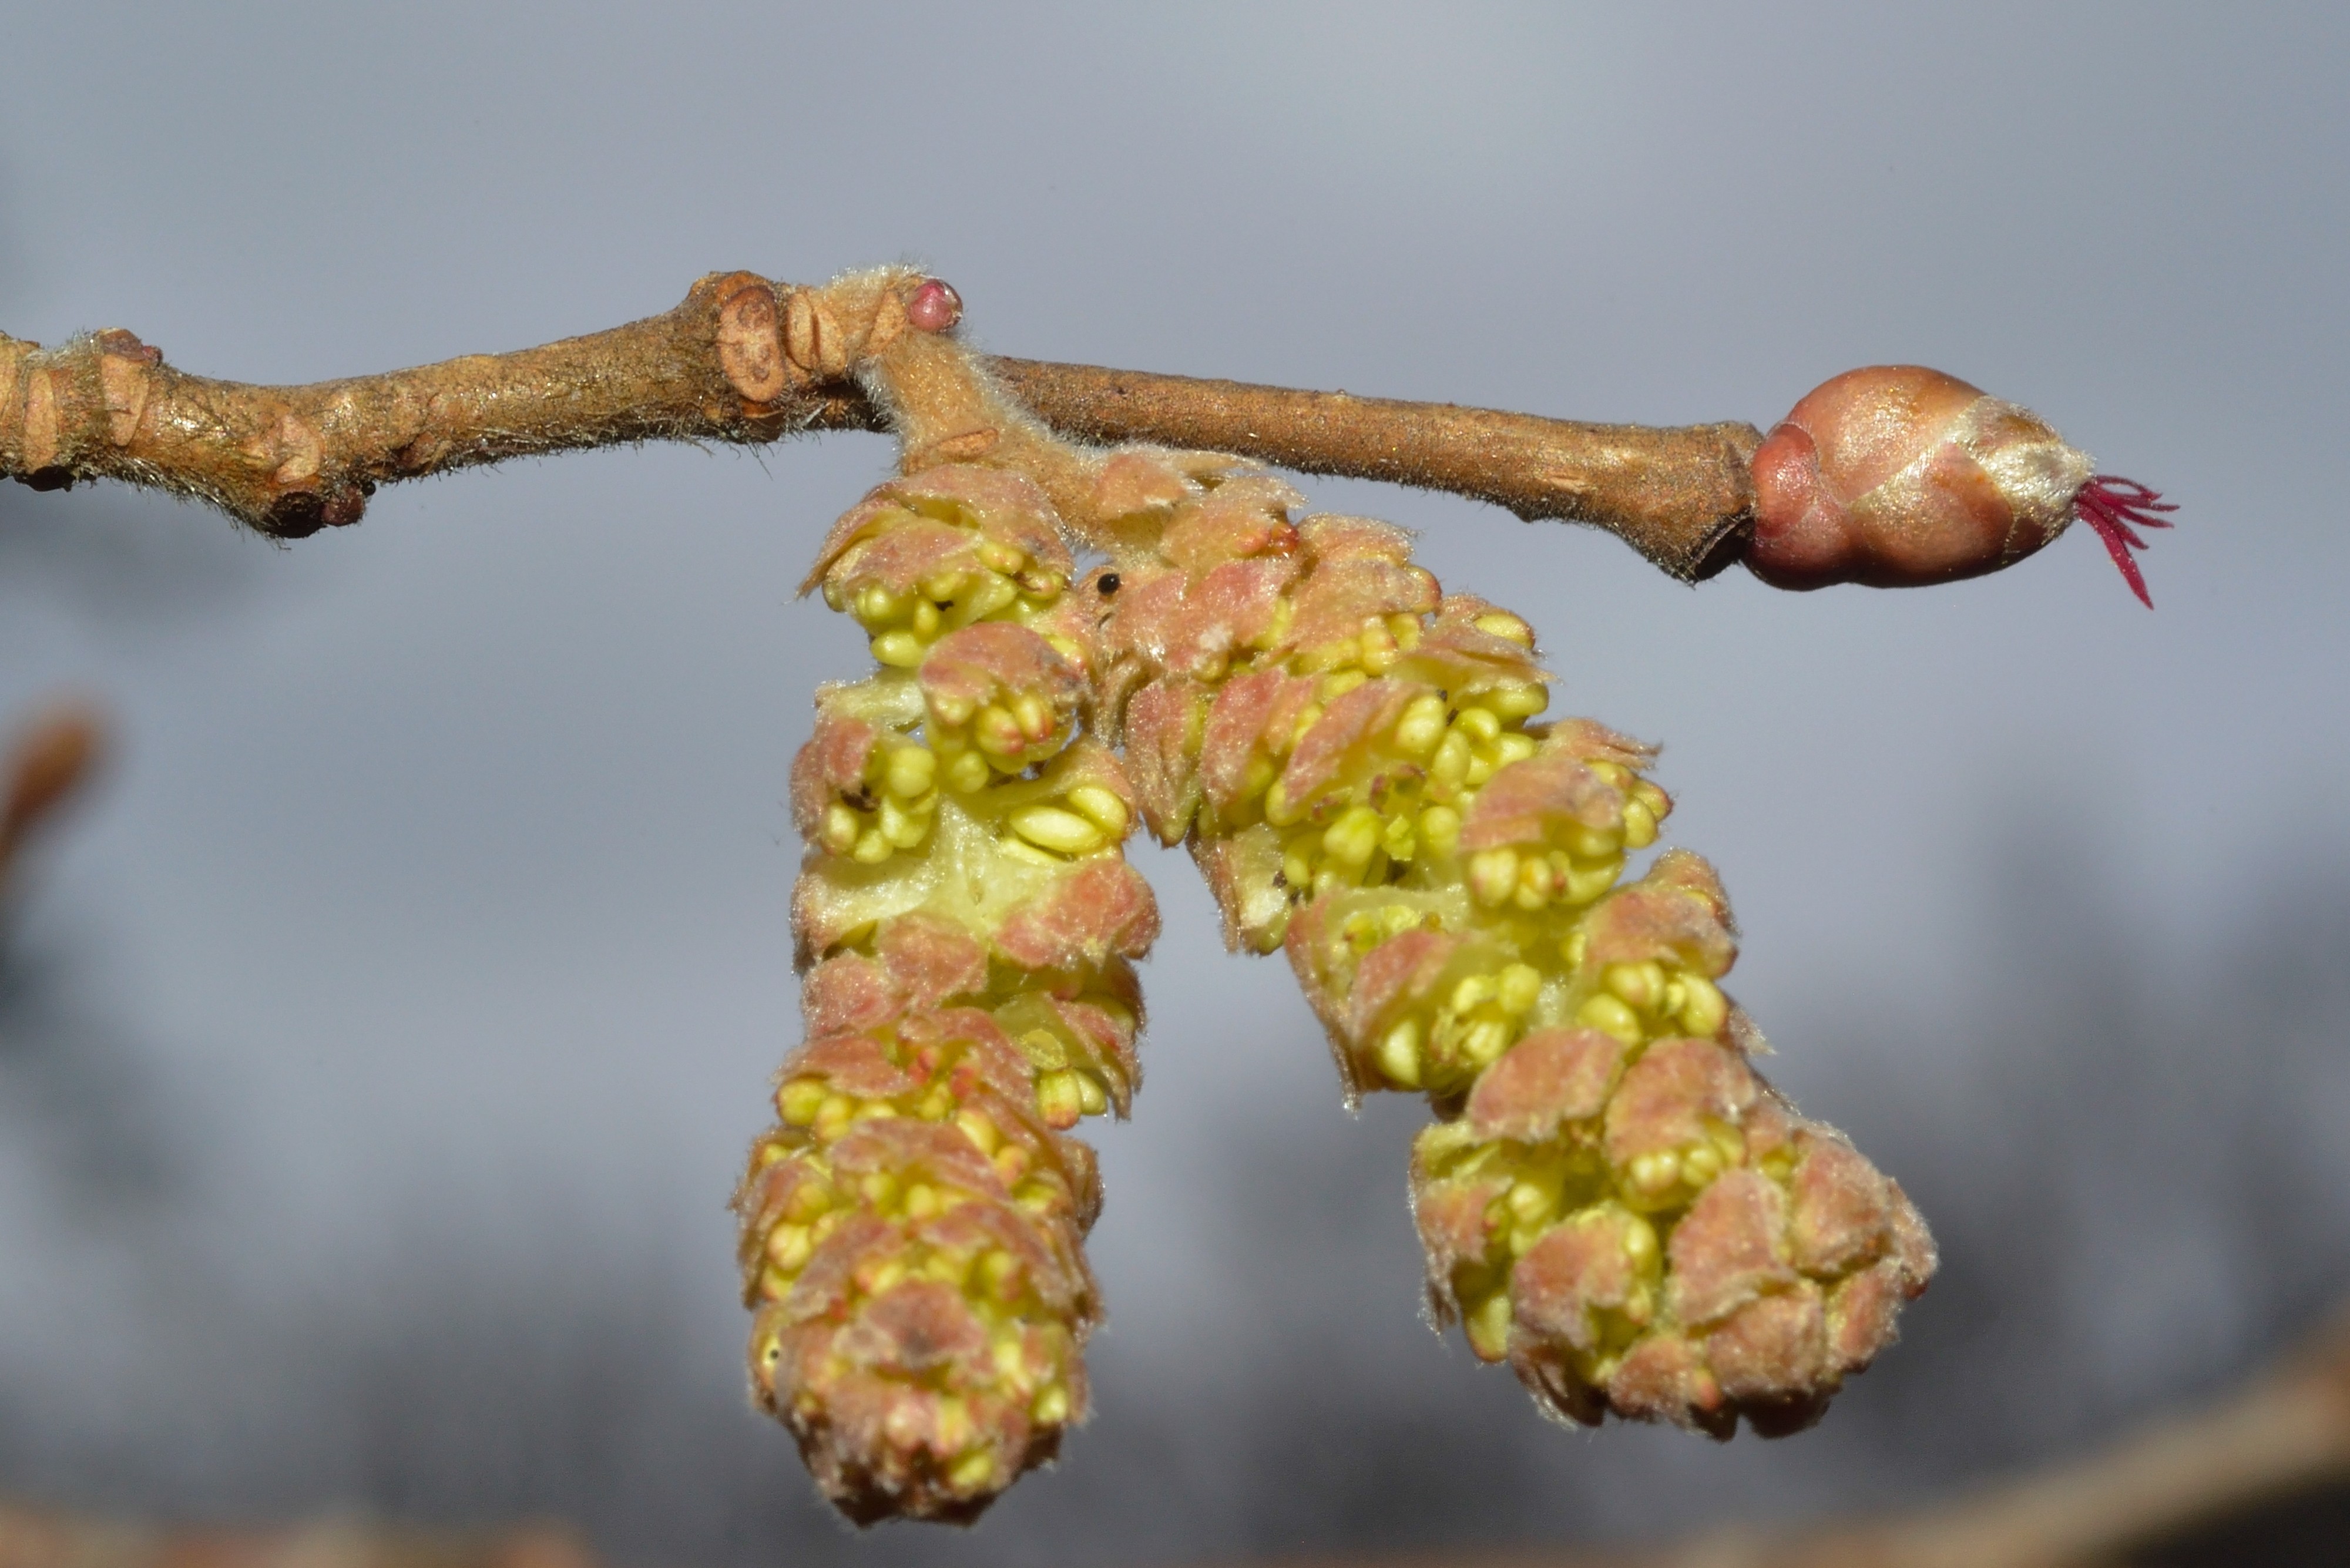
[1749,365,2103,592]
[907,278,963,334]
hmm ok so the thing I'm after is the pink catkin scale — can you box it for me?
[1748,365,2174,605]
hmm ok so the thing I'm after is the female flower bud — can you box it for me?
[1748,365,2173,603]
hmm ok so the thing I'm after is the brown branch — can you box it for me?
[982,359,1761,580]
[0,273,874,540]
[0,272,1757,577]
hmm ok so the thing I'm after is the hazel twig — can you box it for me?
[0,271,1761,577]
[0,274,870,540]
[981,358,1764,580]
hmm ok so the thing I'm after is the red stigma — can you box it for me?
[2072,475,2177,609]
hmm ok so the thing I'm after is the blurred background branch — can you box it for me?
[5,1304,2347,1568]
[0,702,105,897]
[4,703,2348,1563]
[0,1506,591,1568]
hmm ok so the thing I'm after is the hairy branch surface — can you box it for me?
[0,273,1759,578]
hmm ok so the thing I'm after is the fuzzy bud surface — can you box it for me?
[1749,365,2094,590]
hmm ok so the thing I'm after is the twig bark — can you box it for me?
[0,272,1758,578]
[981,359,1760,580]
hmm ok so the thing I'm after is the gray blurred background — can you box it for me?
[3,3,2347,1563]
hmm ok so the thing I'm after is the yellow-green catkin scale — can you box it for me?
[1080,471,1936,1438]
[738,465,1159,1523]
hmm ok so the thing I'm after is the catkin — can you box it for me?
[1086,467,1936,1436]
[738,465,1156,1522]
[754,270,1937,1519]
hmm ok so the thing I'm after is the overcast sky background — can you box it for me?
[4,4,2349,1564]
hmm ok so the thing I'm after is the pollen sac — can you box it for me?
[740,982,1108,1522]
[1411,1052,1936,1437]
[807,465,1076,670]
[1748,364,2095,590]
[1081,455,1935,1441]
[747,464,1157,1525]
[744,1174,1096,1525]
[1387,850,1935,1436]
[794,701,940,866]
[919,621,1085,787]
